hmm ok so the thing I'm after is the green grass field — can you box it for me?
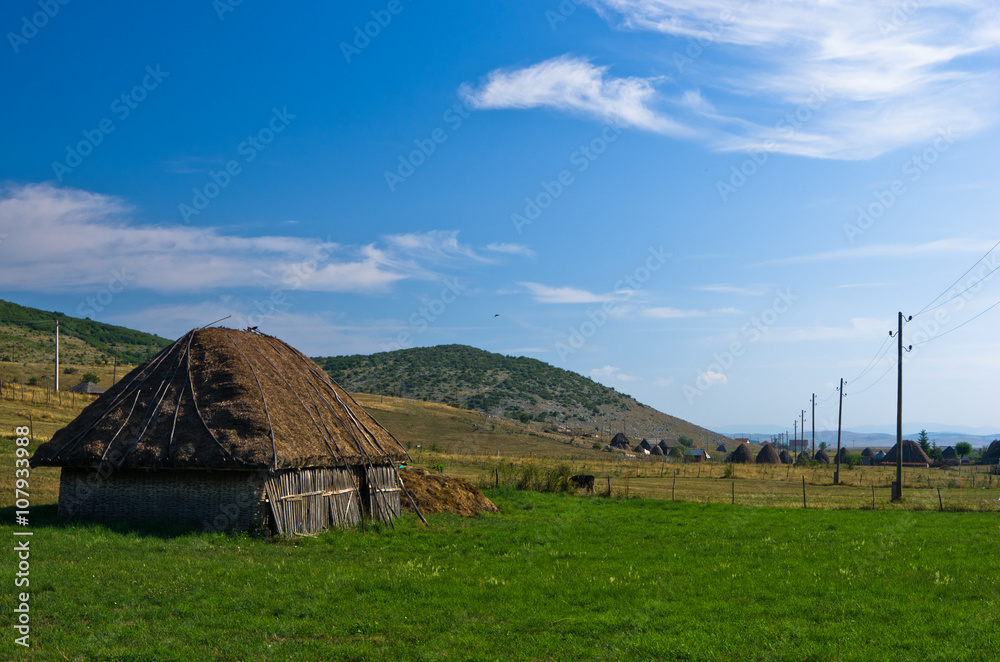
[1,491,997,661]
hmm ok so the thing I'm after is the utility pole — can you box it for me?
[811,393,816,457]
[54,319,59,392]
[800,409,806,450]
[892,312,912,501]
[793,420,797,446]
[835,378,844,485]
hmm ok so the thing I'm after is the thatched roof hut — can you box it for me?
[941,446,956,459]
[728,443,754,464]
[835,447,849,463]
[610,432,630,449]
[716,443,729,453]
[31,328,409,535]
[982,439,1000,461]
[756,443,781,464]
[881,439,931,466]
[860,447,874,458]
[657,440,673,454]
[778,449,793,464]
[637,438,652,451]
[874,450,886,461]
[814,449,831,464]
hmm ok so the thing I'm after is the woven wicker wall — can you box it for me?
[361,465,401,522]
[57,468,268,531]
[264,467,360,535]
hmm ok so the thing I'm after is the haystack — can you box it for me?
[778,449,793,464]
[835,447,849,463]
[657,440,672,454]
[982,440,1000,461]
[716,443,729,453]
[795,451,810,465]
[31,328,410,535]
[756,443,781,464]
[882,439,931,466]
[398,468,498,517]
[610,432,630,449]
[649,445,665,456]
[860,447,874,458]
[814,449,831,464]
[728,443,754,463]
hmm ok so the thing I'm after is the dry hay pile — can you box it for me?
[399,468,500,518]
[882,439,931,464]
[861,447,874,459]
[795,451,811,464]
[778,449,793,464]
[729,443,754,464]
[814,449,831,464]
[756,444,781,464]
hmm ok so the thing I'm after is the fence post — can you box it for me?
[938,487,943,512]
[606,476,611,497]
[731,481,735,505]
[671,472,676,501]
[871,484,875,509]
[495,467,499,488]
[802,476,806,509]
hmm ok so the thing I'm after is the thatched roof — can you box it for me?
[882,439,931,464]
[778,449,793,464]
[941,446,956,459]
[835,447,849,462]
[31,328,408,471]
[70,381,106,394]
[611,432,630,449]
[716,443,729,453]
[728,443,754,463]
[657,440,673,453]
[756,443,781,464]
[637,439,652,451]
[983,440,1000,461]
[860,447,874,458]
[814,449,831,464]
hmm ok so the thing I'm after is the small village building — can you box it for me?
[880,440,931,467]
[684,448,710,463]
[31,328,410,536]
[941,446,957,460]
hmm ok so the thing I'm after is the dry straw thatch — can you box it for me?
[756,443,781,464]
[814,449,831,464]
[649,445,665,456]
[31,328,411,534]
[861,447,874,458]
[882,439,931,465]
[728,443,754,464]
[795,451,811,464]
[983,439,1000,461]
[610,432,630,449]
[835,447,849,463]
[778,449,793,464]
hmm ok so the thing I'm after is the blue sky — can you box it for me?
[2,0,999,432]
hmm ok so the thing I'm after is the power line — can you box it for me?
[913,297,1000,346]
[914,262,1000,317]
[914,238,1000,316]
[849,333,894,384]
[848,358,897,396]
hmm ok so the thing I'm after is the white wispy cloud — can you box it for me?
[693,284,766,296]
[591,365,640,383]
[486,242,536,258]
[0,183,483,294]
[763,239,996,265]
[520,281,625,304]
[467,2,1000,158]
[460,55,693,136]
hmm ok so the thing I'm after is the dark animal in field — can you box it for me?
[570,475,595,493]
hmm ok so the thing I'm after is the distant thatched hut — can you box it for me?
[716,443,729,453]
[982,440,1000,462]
[637,439,652,451]
[728,443,754,464]
[861,447,874,458]
[756,444,781,464]
[778,449,793,465]
[835,447,849,463]
[881,440,931,467]
[31,328,409,535]
[814,449,831,464]
[70,381,106,395]
[941,446,956,460]
[657,440,672,455]
[610,432,630,450]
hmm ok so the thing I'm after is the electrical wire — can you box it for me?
[914,238,1000,316]
[913,263,1000,317]
[848,333,894,384]
[913,297,1000,345]
[847,358,897,396]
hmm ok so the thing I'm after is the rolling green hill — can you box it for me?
[314,344,728,447]
[0,299,172,365]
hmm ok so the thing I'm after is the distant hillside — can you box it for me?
[314,344,728,448]
[0,299,172,365]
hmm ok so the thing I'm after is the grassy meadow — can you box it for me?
[1,388,998,659]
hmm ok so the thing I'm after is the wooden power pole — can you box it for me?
[835,378,844,485]
[810,393,816,457]
[800,409,806,450]
[892,312,911,501]
[54,319,59,392]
